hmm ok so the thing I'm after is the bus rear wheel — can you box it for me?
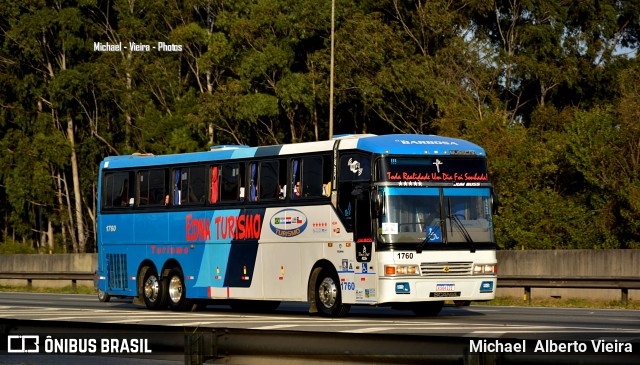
[166,267,195,311]
[142,267,167,310]
[315,268,350,317]
[97,289,111,303]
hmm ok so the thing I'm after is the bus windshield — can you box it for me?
[376,187,494,248]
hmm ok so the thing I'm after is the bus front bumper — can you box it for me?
[377,276,496,303]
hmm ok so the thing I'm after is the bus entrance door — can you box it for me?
[353,187,377,304]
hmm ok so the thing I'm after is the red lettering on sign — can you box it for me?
[212,214,262,241]
[186,214,211,241]
[150,244,189,255]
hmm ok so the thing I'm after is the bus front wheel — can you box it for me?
[315,268,350,317]
[142,267,167,310]
[166,267,195,311]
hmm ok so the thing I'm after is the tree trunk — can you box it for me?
[55,169,70,253]
[46,220,54,253]
[67,113,86,252]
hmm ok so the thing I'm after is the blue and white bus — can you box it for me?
[95,134,497,316]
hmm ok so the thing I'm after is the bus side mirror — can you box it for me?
[371,190,383,218]
[491,189,499,215]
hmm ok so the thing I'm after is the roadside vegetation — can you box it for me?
[475,297,640,310]
[0,1,638,253]
[0,284,637,311]
[0,285,94,295]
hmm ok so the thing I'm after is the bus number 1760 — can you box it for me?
[397,252,414,260]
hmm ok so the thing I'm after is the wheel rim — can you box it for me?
[318,276,337,309]
[144,275,159,303]
[168,275,183,303]
[98,290,106,300]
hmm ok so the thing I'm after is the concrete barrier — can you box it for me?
[497,250,640,301]
[0,253,97,288]
[0,250,638,301]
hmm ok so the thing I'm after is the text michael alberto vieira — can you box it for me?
[470,339,633,353]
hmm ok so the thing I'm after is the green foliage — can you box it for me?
[0,240,38,254]
[0,0,638,250]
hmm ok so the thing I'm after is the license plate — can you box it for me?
[429,291,461,297]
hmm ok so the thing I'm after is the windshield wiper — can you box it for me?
[416,227,431,254]
[447,199,475,253]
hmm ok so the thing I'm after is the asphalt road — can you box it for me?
[0,291,638,339]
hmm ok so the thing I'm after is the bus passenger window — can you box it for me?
[249,163,259,201]
[291,159,301,199]
[138,169,166,206]
[221,163,242,202]
[103,172,132,208]
[185,166,207,204]
[302,156,323,198]
[172,166,207,205]
[278,160,287,199]
[259,160,279,201]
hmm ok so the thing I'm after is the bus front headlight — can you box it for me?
[384,264,420,276]
[473,263,497,275]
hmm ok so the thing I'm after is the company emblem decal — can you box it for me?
[270,209,308,237]
[347,158,363,176]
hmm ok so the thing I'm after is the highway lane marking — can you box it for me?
[342,327,389,333]
[250,324,298,330]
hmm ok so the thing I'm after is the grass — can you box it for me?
[0,285,95,295]
[474,296,640,310]
[0,285,637,310]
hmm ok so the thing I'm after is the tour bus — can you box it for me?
[95,134,497,316]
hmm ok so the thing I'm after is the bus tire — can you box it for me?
[314,268,350,317]
[97,289,111,303]
[166,267,194,311]
[142,266,167,310]
[411,301,444,316]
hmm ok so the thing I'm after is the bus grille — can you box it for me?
[420,262,473,276]
[107,253,128,290]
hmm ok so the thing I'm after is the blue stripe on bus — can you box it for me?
[384,187,490,197]
[443,188,490,196]
[194,208,265,288]
[356,134,485,155]
[231,147,258,159]
[384,187,440,196]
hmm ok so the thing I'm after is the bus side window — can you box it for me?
[302,156,323,198]
[259,160,279,201]
[172,169,181,205]
[249,163,259,201]
[104,171,132,208]
[186,166,207,203]
[291,159,301,199]
[221,163,243,202]
[138,169,166,206]
[323,155,332,197]
[278,159,287,199]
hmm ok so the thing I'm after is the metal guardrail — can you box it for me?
[0,272,638,304]
[497,275,640,304]
[1,318,638,365]
[0,271,94,290]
